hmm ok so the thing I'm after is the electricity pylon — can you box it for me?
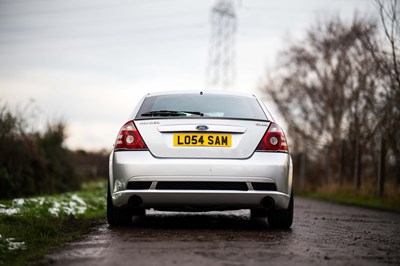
[207,0,237,90]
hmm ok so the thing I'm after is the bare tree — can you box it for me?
[371,0,400,183]
[261,16,383,188]
[263,16,379,153]
[376,0,400,87]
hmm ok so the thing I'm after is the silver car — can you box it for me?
[108,91,293,228]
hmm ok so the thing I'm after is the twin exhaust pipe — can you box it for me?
[261,196,275,210]
[128,195,143,208]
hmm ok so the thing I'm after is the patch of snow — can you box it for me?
[71,194,86,206]
[6,238,26,251]
[0,207,21,215]
[48,201,61,217]
[0,234,26,252]
[47,195,88,217]
[1,190,103,218]
[31,197,45,205]
[12,198,25,206]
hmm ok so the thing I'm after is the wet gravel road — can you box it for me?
[43,197,400,266]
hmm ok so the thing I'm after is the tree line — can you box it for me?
[262,0,399,195]
[0,103,108,199]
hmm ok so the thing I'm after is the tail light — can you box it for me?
[114,121,148,150]
[256,122,288,152]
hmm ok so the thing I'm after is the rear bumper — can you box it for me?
[112,190,291,211]
[109,151,293,210]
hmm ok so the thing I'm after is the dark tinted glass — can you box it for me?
[136,94,268,120]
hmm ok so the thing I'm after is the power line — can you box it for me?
[0,0,169,18]
[0,23,208,45]
[0,31,209,55]
[0,10,208,34]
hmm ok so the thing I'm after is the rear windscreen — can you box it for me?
[136,94,268,120]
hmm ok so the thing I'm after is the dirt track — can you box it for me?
[42,197,400,266]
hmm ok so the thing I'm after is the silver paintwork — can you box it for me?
[110,91,292,212]
[109,151,293,210]
[136,119,267,159]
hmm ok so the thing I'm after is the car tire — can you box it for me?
[107,184,132,226]
[267,193,293,229]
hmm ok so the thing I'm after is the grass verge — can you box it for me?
[297,188,400,213]
[0,180,107,266]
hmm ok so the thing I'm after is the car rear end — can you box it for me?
[108,91,293,228]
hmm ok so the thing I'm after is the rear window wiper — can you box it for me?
[181,111,204,116]
[141,110,204,117]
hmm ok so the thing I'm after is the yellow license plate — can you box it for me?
[173,134,232,147]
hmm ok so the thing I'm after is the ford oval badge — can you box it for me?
[196,125,209,131]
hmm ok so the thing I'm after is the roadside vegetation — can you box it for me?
[0,180,106,266]
[297,185,400,213]
[0,97,109,266]
[262,0,400,204]
[0,102,109,200]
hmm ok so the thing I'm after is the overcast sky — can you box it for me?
[0,0,376,151]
